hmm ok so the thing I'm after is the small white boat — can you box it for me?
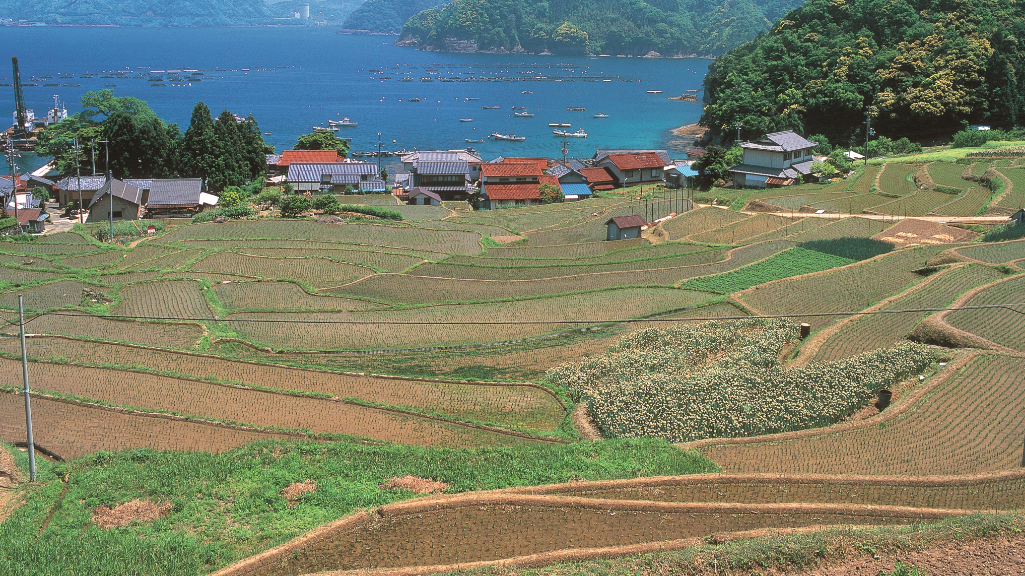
[460,118,474,122]
[465,138,484,143]
[513,111,534,117]
[593,113,609,118]
[491,132,526,142]
[647,90,663,94]
[329,117,358,127]
[313,126,338,132]
[553,128,587,138]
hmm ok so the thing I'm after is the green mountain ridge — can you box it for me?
[700,0,1025,144]
[393,0,805,56]
[341,0,447,33]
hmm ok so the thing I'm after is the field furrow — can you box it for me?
[945,274,1025,351]
[690,214,793,244]
[702,355,1025,475]
[113,280,214,320]
[0,310,204,348]
[190,251,374,289]
[955,239,1025,264]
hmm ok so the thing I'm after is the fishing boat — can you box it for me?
[313,126,338,132]
[459,118,474,122]
[465,138,485,143]
[553,128,588,138]
[329,118,358,127]
[466,97,480,100]
[520,91,533,94]
[566,106,586,111]
[513,111,534,117]
[511,106,526,110]
[593,113,609,118]
[646,90,663,94]
[482,105,501,109]
[408,98,421,102]
[491,132,526,142]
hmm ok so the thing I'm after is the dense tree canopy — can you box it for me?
[700,0,1025,145]
[398,0,805,55]
[295,131,352,157]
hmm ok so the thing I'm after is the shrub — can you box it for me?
[283,183,294,195]
[982,222,1025,242]
[952,130,988,148]
[279,195,313,218]
[337,204,403,220]
[218,186,249,208]
[313,194,342,215]
[255,189,282,207]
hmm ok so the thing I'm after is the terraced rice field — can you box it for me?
[970,162,991,177]
[661,207,750,240]
[59,250,124,269]
[0,392,289,460]
[849,165,882,194]
[451,197,625,233]
[0,241,96,255]
[92,271,163,286]
[781,217,891,242]
[876,163,918,197]
[2,359,540,448]
[213,281,382,311]
[387,204,452,221]
[927,162,971,189]
[956,240,1025,264]
[0,280,91,311]
[156,221,484,255]
[808,264,1007,363]
[877,189,964,216]
[690,214,793,244]
[113,280,214,320]
[738,245,949,332]
[233,248,425,272]
[334,242,787,304]
[0,310,204,348]
[178,239,450,263]
[120,247,205,271]
[417,220,516,239]
[525,199,683,245]
[114,244,179,268]
[1,268,71,287]
[701,354,1025,475]
[0,254,57,268]
[453,241,707,267]
[994,167,1025,211]
[945,274,1025,351]
[753,192,850,211]
[477,238,648,260]
[932,186,992,217]
[226,288,716,350]
[190,251,374,288]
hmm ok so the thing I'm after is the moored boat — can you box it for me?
[593,113,609,118]
[491,132,526,141]
[553,128,587,138]
[460,118,474,122]
[513,111,534,117]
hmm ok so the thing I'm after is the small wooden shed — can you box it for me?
[408,187,442,206]
[1011,208,1025,226]
[606,215,647,241]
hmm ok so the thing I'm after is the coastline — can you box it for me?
[671,123,705,139]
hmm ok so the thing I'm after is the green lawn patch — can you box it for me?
[678,247,855,294]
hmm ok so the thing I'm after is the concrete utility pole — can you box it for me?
[734,123,743,145]
[74,137,83,223]
[4,138,19,222]
[864,106,876,166]
[19,295,36,482]
[96,140,111,240]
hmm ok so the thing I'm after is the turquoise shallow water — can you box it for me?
[2,27,707,171]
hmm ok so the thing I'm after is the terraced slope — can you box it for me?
[945,274,1025,351]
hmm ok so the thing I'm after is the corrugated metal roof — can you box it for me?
[416,160,469,175]
[288,162,377,182]
[330,174,363,185]
[360,179,387,192]
[422,184,471,192]
[89,179,144,208]
[146,179,204,206]
[402,150,482,164]
[560,183,593,197]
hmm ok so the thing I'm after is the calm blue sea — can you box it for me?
[1,27,707,173]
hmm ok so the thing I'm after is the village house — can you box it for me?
[267,150,345,183]
[479,161,562,209]
[546,161,593,201]
[401,150,482,182]
[408,160,472,201]
[86,178,216,220]
[599,153,667,187]
[56,175,106,208]
[577,166,618,193]
[87,179,144,221]
[286,162,384,193]
[730,131,819,188]
[16,208,49,233]
[606,215,647,240]
[407,187,442,206]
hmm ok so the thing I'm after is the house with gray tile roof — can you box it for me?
[408,159,472,201]
[733,131,819,188]
[287,162,379,192]
[56,175,107,207]
[87,179,144,221]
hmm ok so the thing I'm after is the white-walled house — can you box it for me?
[731,131,819,188]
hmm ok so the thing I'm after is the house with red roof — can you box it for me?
[268,150,346,180]
[599,152,667,187]
[578,166,618,192]
[478,161,562,209]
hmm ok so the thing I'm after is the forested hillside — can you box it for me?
[341,0,447,33]
[0,0,273,25]
[395,0,804,56]
[700,0,1025,144]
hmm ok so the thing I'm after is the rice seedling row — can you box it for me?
[232,248,425,272]
[58,250,124,269]
[539,475,1025,511]
[0,280,93,311]
[35,231,91,244]
[970,162,991,177]
[412,248,725,281]
[770,217,891,243]
[89,271,162,286]
[190,251,374,289]
[678,247,857,294]
[994,167,1025,210]
[927,162,971,189]
[0,267,70,287]
[752,192,853,211]
[808,193,896,214]
[213,281,383,312]
[114,244,181,269]
[449,241,711,268]
[0,391,287,460]
[525,199,684,246]
[702,354,1025,476]
[4,358,540,448]
[245,499,927,575]
[484,237,648,259]
[226,288,714,351]
[417,220,516,239]
[113,280,214,320]
[877,163,919,197]
[0,253,57,268]
[945,274,1025,351]
[809,264,1007,363]
[450,197,626,233]
[690,214,794,244]
[932,186,992,217]
[849,165,882,194]
[0,310,204,348]
[956,240,1025,264]
[177,239,450,262]
[0,242,96,256]
[869,189,961,216]
[0,338,564,431]
[121,247,206,271]
[155,221,483,255]
[738,245,949,331]
[386,204,452,221]
[660,208,751,241]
